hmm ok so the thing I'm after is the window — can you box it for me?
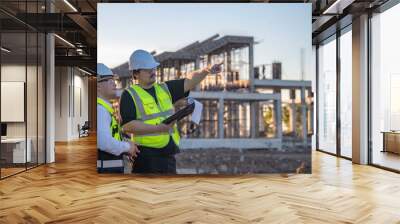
[317,36,337,154]
[340,28,352,158]
[370,3,400,171]
[0,1,46,179]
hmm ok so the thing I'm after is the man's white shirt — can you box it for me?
[97,98,130,156]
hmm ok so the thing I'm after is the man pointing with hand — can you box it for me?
[120,49,222,174]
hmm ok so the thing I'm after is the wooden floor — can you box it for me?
[1,167,26,178]
[372,150,400,171]
[1,164,45,178]
[1,135,400,223]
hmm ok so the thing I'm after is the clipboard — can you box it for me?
[162,102,195,124]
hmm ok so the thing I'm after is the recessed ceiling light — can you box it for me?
[54,34,75,48]
[322,0,354,15]
[78,67,92,76]
[63,0,78,12]
[1,47,11,53]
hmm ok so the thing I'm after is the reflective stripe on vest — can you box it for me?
[97,98,123,172]
[97,159,123,168]
[97,97,122,141]
[125,83,180,148]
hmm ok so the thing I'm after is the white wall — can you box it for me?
[71,72,89,138]
[55,66,68,141]
[54,67,89,141]
[1,65,28,138]
[1,63,46,164]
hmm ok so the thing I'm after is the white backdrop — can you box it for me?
[1,81,25,122]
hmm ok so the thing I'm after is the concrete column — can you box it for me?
[195,58,200,70]
[44,0,56,164]
[352,14,369,164]
[234,103,237,137]
[254,101,259,137]
[218,98,224,138]
[166,60,170,81]
[301,87,308,144]
[160,64,164,82]
[248,41,256,138]
[235,103,240,137]
[250,101,260,138]
[194,59,201,91]
[227,101,232,137]
[289,89,296,138]
[46,32,55,163]
[227,50,232,88]
[275,98,283,150]
[248,43,254,92]
[176,60,181,79]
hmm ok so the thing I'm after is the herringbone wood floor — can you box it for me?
[1,135,400,224]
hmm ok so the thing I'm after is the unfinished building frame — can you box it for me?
[113,34,313,150]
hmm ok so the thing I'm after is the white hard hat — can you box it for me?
[129,49,159,71]
[97,63,113,76]
[97,63,114,81]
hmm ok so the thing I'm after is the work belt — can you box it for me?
[97,149,124,173]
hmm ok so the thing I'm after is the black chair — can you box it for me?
[78,121,90,138]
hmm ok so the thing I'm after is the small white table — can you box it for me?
[1,138,31,163]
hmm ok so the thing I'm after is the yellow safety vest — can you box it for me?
[97,97,122,141]
[126,83,180,148]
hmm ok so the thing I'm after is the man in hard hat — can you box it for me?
[119,49,222,174]
[97,63,140,173]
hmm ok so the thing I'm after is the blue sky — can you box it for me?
[98,3,311,80]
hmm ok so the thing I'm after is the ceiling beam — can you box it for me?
[323,0,356,14]
[55,55,96,71]
[67,13,97,41]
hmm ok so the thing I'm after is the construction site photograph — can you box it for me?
[97,3,313,174]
